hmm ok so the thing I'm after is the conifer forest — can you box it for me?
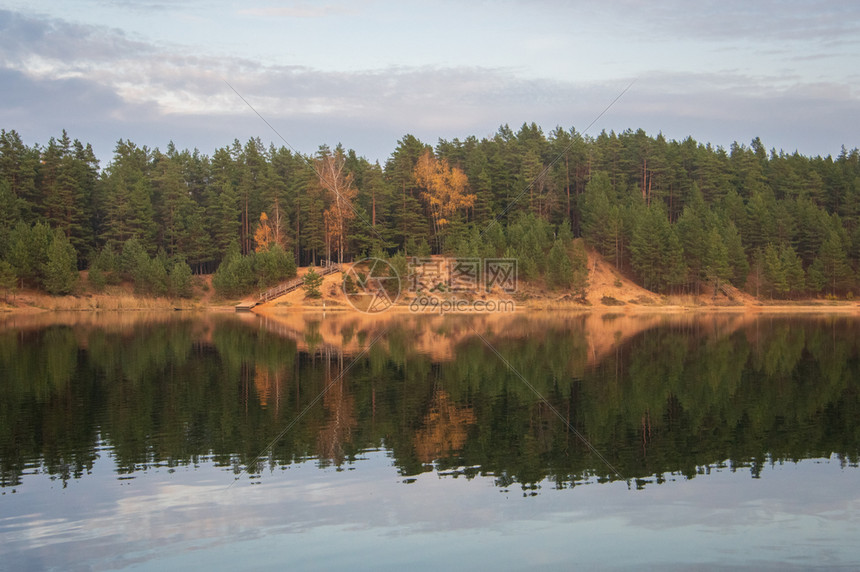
[1,125,859,299]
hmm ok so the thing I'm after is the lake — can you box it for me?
[1,310,859,570]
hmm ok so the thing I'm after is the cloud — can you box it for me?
[0,9,152,66]
[0,7,856,163]
[550,0,860,45]
[237,3,354,18]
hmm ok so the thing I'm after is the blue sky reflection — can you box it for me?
[1,450,859,570]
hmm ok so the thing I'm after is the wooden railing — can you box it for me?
[257,260,342,303]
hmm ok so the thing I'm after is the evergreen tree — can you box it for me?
[0,260,16,301]
[0,129,39,221]
[43,230,79,295]
[546,238,574,289]
[676,199,709,292]
[8,221,52,288]
[90,244,121,286]
[213,245,254,299]
[663,225,687,292]
[143,252,169,297]
[181,206,212,273]
[629,203,683,292]
[763,244,787,298]
[808,231,852,295]
[119,237,150,283]
[703,227,730,297]
[101,140,154,248]
[302,268,323,298]
[721,220,749,287]
[580,171,614,258]
[570,239,589,300]
[168,259,194,298]
[88,264,107,292]
[255,243,297,288]
[780,244,805,297]
[507,212,552,280]
[0,180,20,249]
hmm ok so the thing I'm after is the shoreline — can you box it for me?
[3,279,859,318]
[3,297,860,317]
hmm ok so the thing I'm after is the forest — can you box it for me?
[1,125,859,299]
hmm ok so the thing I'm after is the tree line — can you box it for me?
[1,126,858,298]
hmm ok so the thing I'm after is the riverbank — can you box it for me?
[2,251,859,316]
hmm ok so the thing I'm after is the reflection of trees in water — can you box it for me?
[413,388,475,463]
[2,315,860,490]
[316,356,357,466]
[253,365,290,412]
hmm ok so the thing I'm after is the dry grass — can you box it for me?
[1,286,202,313]
[45,294,198,311]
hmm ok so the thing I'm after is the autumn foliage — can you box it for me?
[253,212,275,252]
[317,149,357,264]
[413,150,475,247]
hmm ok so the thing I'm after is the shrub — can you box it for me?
[302,268,323,298]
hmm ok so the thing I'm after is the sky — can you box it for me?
[1,0,858,166]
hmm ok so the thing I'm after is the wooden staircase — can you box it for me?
[235,260,342,311]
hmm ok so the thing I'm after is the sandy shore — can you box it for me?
[3,252,859,317]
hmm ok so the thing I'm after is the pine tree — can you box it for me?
[0,180,19,252]
[763,244,787,298]
[119,237,149,282]
[580,171,614,257]
[255,243,296,288]
[780,244,805,298]
[809,231,852,295]
[721,220,749,287]
[676,203,708,292]
[0,260,16,301]
[546,238,574,289]
[302,268,323,298]
[143,254,169,297]
[8,221,52,288]
[570,239,589,299]
[210,182,242,260]
[630,204,664,291]
[101,140,154,248]
[704,227,731,298]
[168,259,194,298]
[181,206,212,273]
[663,225,687,292]
[43,230,78,295]
[0,129,40,221]
[152,150,193,257]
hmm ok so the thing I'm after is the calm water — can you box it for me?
[1,311,859,570]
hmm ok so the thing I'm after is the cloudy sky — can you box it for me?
[1,0,858,164]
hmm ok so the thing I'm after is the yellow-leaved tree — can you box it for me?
[253,212,275,252]
[413,150,475,250]
[316,148,357,265]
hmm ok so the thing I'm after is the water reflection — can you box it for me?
[1,311,859,492]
